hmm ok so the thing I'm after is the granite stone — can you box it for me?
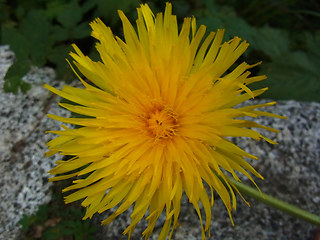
[0,46,70,239]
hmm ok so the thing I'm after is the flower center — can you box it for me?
[143,103,178,140]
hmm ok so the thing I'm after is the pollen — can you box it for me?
[142,102,178,140]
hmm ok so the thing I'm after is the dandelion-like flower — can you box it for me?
[45,3,285,239]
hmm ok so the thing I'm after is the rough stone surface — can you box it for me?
[0,44,319,240]
[0,45,70,239]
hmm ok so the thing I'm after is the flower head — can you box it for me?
[45,3,285,240]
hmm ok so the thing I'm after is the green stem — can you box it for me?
[228,178,320,226]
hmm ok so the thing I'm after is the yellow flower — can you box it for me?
[45,3,285,240]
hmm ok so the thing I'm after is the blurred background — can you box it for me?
[1,0,320,101]
[1,0,319,239]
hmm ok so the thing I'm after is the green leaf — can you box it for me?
[50,25,69,42]
[202,0,219,14]
[48,45,70,63]
[1,26,29,59]
[197,6,257,43]
[3,60,31,93]
[3,76,20,93]
[37,204,49,220]
[222,14,257,43]
[4,60,30,79]
[20,10,50,42]
[305,30,320,60]
[0,0,10,22]
[31,48,47,66]
[251,26,290,59]
[45,0,69,20]
[56,2,82,29]
[60,222,76,235]
[48,44,72,80]
[14,5,26,20]
[42,226,61,240]
[19,214,35,230]
[70,22,90,39]
[257,51,320,101]
[294,9,320,19]
[20,81,31,93]
[172,0,191,18]
[81,0,98,13]
[95,0,139,26]
[20,10,53,66]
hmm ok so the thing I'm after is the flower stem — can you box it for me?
[228,178,320,226]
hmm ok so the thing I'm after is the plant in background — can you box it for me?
[44,3,287,239]
[195,0,320,102]
[19,181,97,240]
[0,0,139,93]
[1,0,320,101]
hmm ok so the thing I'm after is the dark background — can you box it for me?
[1,0,320,101]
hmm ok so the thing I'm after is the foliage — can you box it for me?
[0,0,138,93]
[1,0,320,100]
[195,0,320,101]
[19,181,97,240]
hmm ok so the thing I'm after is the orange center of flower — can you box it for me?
[143,103,178,140]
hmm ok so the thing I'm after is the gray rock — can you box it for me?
[0,46,70,239]
[0,44,319,240]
